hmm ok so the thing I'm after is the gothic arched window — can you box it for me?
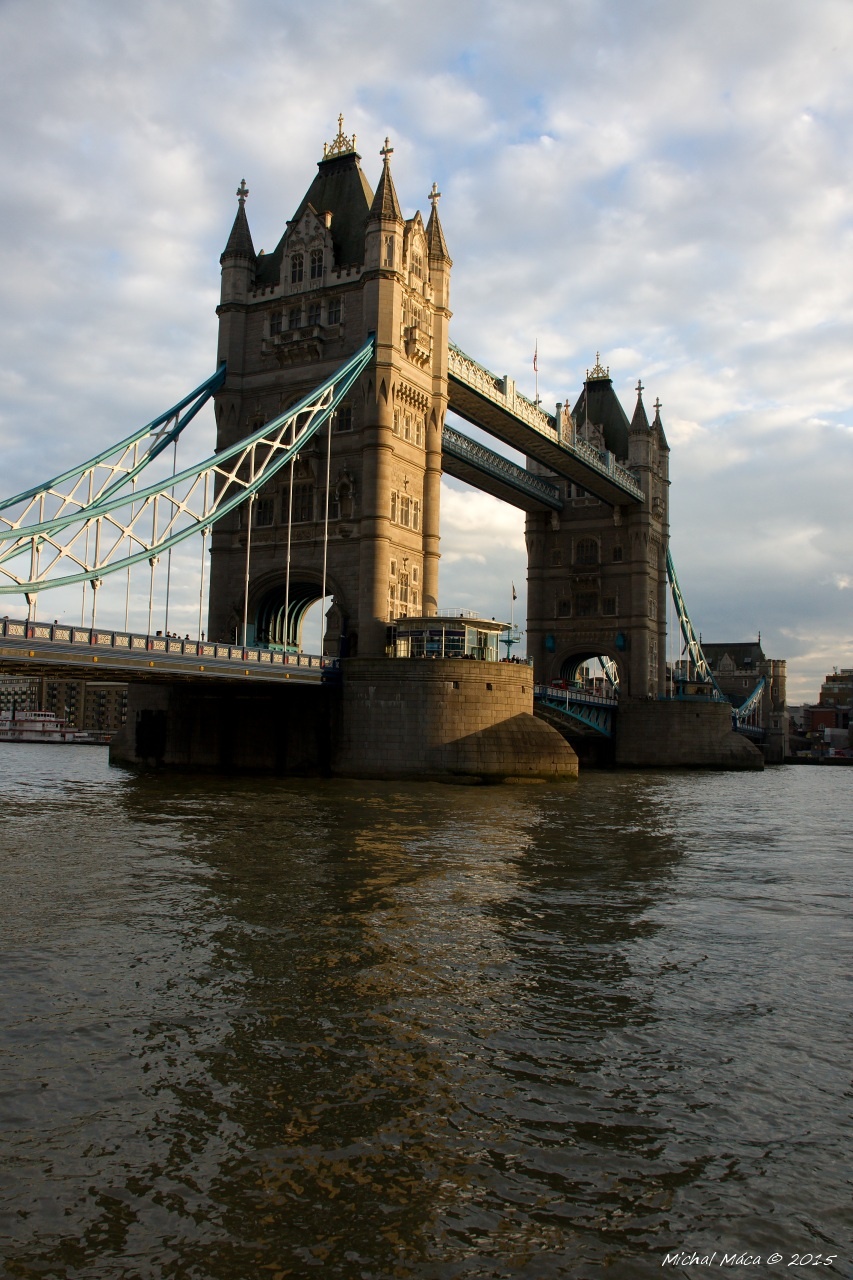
[290,253,304,284]
[576,538,599,565]
[310,249,323,279]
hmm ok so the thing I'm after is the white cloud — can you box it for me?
[1,0,852,699]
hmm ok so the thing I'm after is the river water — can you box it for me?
[0,746,849,1280]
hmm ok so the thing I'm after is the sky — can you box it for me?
[0,0,851,700]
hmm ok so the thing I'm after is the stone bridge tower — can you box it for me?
[208,120,452,656]
[526,356,670,697]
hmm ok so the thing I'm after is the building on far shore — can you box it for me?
[42,679,128,733]
[701,638,788,763]
[0,676,39,718]
[0,676,127,735]
[795,668,852,757]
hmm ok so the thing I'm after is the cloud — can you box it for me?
[1,0,852,699]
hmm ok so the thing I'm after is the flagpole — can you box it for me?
[534,340,539,406]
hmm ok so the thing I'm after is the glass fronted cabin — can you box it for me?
[390,613,509,662]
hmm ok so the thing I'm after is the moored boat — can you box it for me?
[0,710,111,746]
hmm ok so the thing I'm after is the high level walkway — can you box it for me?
[441,424,563,512]
[447,344,644,506]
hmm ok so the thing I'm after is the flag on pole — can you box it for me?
[533,342,538,373]
[512,583,517,601]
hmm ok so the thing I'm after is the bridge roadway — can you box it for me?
[0,617,325,685]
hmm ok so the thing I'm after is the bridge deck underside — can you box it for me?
[441,431,562,513]
[447,378,643,507]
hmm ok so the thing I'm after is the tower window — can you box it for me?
[575,594,598,617]
[576,538,598,565]
[307,302,321,326]
[310,249,323,279]
[282,483,314,523]
[411,250,423,280]
[603,597,617,616]
[384,235,395,268]
[270,311,282,336]
[612,546,623,562]
[290,253,304,284]
[255,497,274,527]
[390,491,420,529]
[288,306,302,330]
[335,405,353,432]
[327,296,342,324]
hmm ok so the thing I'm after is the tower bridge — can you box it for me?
[0,118,764,775]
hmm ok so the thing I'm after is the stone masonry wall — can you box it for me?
[614,699,764,770]
[334,657,578,780]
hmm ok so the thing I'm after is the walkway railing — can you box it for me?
[0,616,326,671]
[448,343,644,502]
[442,424,563,509]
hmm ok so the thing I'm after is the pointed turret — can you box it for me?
[369,138,403,223]
[426,182,451,262]
[221,179,256,263]
[218,180,257,374]
[630,380,649,432]
[652,397,669,451]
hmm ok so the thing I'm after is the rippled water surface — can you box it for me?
[0,745,850,1279]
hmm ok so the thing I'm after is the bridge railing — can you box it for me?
[448,343,644,501]
[442,424,563,508]
[0,616,326,670]
[534,682,619,708]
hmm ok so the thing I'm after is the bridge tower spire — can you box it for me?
[208,123,451,656]
[218,179,257,379]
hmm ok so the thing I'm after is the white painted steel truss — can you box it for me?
[0,338,374,595]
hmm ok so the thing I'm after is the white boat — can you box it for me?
[0,710,110,745]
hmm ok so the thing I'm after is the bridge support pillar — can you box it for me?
[109,662,578,781]
[110,681,334,773]
[334,658,577,781]
[613,699,763,770]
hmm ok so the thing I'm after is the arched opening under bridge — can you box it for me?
[253,580,344,656]
[559,651,621,697]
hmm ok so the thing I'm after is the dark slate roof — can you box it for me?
[702,642,766,669]
[426,203,451,261]
[257,151,374,285]
[570,377,631,460]
[369,155,403,222]
[221,201,256,262]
